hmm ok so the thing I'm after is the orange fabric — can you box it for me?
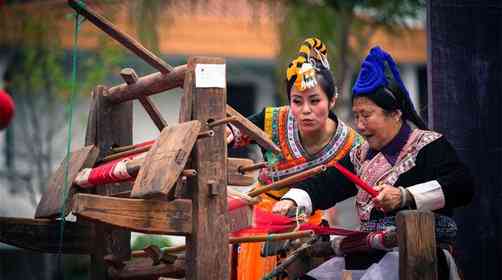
[237,193,322,280]
[235,106,359,279]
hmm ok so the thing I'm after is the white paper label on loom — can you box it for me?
[195,64,226,88]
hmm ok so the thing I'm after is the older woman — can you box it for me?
[274,46,474,279]
[228,38,362,280]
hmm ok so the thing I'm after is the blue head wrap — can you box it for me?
[352,46,409,97]
[352,46,427,129]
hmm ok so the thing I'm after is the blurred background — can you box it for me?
[0,0,428,278]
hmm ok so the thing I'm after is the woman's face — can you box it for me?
[352,96,401,150]
[290,83,334,136]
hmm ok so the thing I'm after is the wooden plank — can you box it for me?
[85,89,98,145]
[72,194,192,235]
[105,65,187,104]
[0,217,92,254]
[120,68,168,131]
[95,85,133,195]
[226,105,281,154]
[179,59,195,123]
[227,157,257,186]
[130,121,201,198]
[108,256,185,279]
[35,145,99,218]
[92,85,133,279]
[185,57,229,279]
[173,59,197,200]
[397,210,437,280]
[68,0,173,74]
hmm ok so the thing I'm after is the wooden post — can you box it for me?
[87,85,133,279]
[185,57,229,279]
[396,210,437,280]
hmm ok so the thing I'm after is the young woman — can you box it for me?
[228,38,362,280]
[274,46,474,279]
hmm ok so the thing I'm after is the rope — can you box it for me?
[57,8,85,278]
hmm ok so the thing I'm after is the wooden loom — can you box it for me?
[0,1,440,279]
[0,1,282,279]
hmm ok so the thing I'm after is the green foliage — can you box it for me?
[131,234,174,251]
[0,3,127,200]
[268,0,425,104]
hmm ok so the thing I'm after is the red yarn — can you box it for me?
[230,205,362,237]
[0,89,14,129]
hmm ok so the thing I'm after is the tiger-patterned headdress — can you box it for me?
[286,37,330,92]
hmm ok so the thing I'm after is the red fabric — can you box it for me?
[229,205,362,237]
[84,157,131,187]
[228,197,249,211]
[134,140,155,148]
[0,89,14,129]
[80,153,144,187]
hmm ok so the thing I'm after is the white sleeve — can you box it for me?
[282,188,313,215]
[407,180,445,211]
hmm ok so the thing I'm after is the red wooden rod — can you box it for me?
[331,161,378,198]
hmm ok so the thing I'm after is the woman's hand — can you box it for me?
[272,199,296,216]
[225,125,234,144]
[372,184,401,212]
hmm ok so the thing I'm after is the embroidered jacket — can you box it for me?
[230,106,363,199]
[285,128,474,221]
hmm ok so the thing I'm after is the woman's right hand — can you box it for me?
[272,199,296,216]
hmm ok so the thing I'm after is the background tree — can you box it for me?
[268,0,425,117]
[0,2,125,208]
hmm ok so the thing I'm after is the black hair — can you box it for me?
[352,81,427,130]
[286,62,337,101]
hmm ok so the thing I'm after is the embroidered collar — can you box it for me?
[366,123,412,166]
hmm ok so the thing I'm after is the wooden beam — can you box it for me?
[397,210,438,280]
[100,145,150,163]
[67,0,173,74]
[238,161,268,173]
[132,245,187,258]
[0,217,92,254]
[227,157,257,186]
[108,256,185,279]
[118,156,253,187]
[72,194,192,235]
[35,145,99,218]
[105,65,186,104]
[230,230,314,244]
[174,58,196,200]
[226,105,280,154]
[132,230,315,257]
[247,164,327,197]
[120,68,168,131]
[91,85,133,279]
[85,89,99,146]
[186,57,229,279]
[130,121,201,198]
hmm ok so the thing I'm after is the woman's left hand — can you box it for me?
[372,184,401,212]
